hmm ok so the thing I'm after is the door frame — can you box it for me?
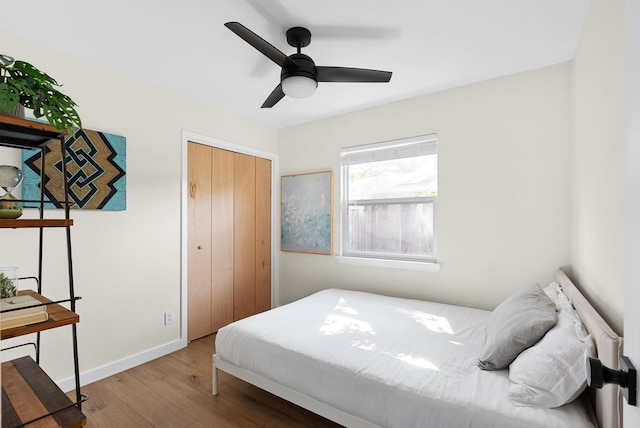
[180,130,280,342]
[624,0,640,425]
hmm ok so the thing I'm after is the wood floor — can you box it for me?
[70,334,342,427]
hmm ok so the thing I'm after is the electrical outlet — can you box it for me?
[164,310,175,326]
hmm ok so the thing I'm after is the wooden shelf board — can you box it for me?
[0,116,65,150]
[2,356,86,428]
[1,290,79,340]
[0,219,73,228]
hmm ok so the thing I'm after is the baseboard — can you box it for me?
[56,338,187,393]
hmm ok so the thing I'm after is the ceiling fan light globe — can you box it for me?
[282,76,317,98]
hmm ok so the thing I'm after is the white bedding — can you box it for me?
[215,289,596,428]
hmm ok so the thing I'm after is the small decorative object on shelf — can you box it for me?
[0,294,48,330]
[0,165,24,219]
[0,54,82,131]
[0,268,48,331]
[0,266,18,300]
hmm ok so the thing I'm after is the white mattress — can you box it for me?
[215,289,595,428]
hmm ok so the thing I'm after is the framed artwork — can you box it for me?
[281,170,333,255]
[22,128,126,210]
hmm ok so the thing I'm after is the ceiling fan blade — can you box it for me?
[317,66,392,83]
[261,84,285,108]
[225,22,298,68]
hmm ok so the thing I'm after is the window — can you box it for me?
[340,134,437,263]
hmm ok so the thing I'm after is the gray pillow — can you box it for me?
[478,283,557,370]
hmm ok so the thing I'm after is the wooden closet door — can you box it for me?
[211,148,235,332]
[187,142,212,341]
[188,144,272,337]
[255,157,272,313]
[233,153,256,321]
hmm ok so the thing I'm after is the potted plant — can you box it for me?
[0,272,17,299]
[0,54,82,131]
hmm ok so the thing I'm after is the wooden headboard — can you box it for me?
[556,268,623,428]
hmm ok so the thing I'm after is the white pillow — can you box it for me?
[544,282,590,341]
[478,284,557,371]
[508,286,595,408]
[543,281,563,310]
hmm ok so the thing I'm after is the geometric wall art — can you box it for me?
[22,128,126,210]
[281,170,332,255]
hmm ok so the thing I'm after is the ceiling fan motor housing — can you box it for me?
[281,53,317,82]
[286,27,312,49]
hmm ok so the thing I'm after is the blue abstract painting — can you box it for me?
[281,171,332,255]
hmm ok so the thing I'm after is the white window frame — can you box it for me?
[339,134,439,269]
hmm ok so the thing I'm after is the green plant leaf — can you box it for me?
[0,54,14,67]
[10,78,34,95]
[13,61,59,87]
[0,82,20,112]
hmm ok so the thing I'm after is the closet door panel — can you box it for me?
[233,153,256,321]
[187,142,213,341]
[211,148,235,332]
[255,157,272,313]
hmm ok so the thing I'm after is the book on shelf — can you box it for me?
[1,294,49,330]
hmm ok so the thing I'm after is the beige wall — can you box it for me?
[0,31,278,381]
[278,63,573,311]
[570,0,625,334]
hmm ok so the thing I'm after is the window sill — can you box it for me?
[335,256,441,272]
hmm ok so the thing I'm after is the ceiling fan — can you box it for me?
[224,22,393,108]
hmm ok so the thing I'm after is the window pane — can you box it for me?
[348,202,434,258]
[341,134,438,263]
[348,155,437,200]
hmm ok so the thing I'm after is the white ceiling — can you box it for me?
[2,0,589,129]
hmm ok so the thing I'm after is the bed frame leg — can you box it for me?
[212,354,218,396]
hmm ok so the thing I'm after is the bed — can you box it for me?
[212,269,622,428]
